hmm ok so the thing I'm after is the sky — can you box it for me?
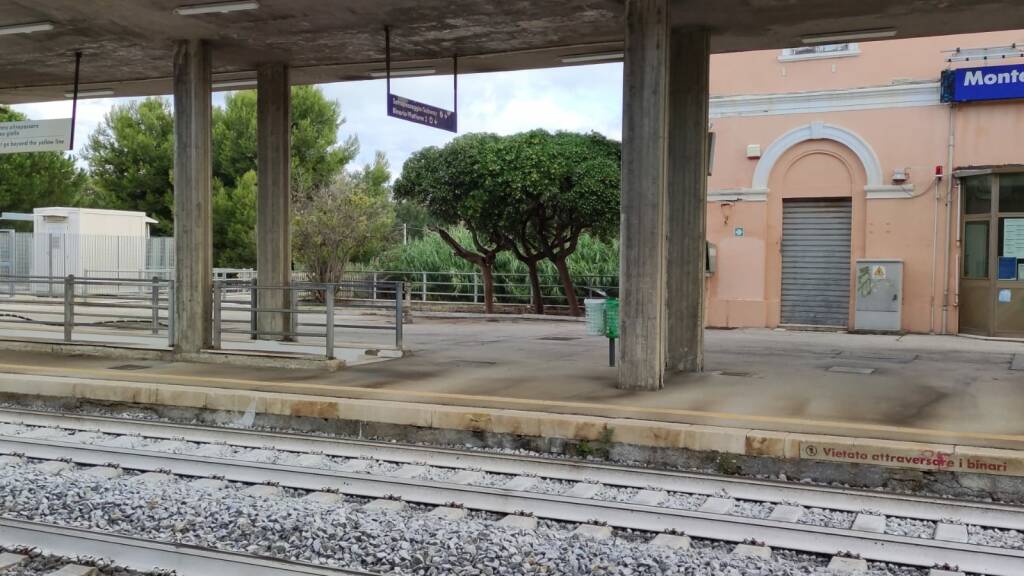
[12,63,623,176]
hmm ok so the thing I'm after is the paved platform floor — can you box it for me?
[0,317,1021,450]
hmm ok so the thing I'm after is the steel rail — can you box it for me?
[3,435,1024,575]
[0,518,377,576]
[3,407,1024,532]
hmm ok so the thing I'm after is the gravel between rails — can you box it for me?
[0,460,931,576]
[0,547,167,576]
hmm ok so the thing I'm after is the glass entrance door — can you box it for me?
[959,173,1024,337]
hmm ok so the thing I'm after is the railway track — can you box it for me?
[0,407,1022,575]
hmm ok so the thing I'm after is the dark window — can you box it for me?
[964,175,992,215]
[999,173,1024,213]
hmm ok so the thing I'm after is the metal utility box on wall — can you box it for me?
[854,259,903,332]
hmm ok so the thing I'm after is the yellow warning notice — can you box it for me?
[799,441,1015,475]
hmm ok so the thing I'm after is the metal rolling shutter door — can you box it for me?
[781,199,852,327]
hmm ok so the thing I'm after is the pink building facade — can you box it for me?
[705,31,1024,337]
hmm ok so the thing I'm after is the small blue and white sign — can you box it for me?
[734,227,744,237]
[941,64,1024,103]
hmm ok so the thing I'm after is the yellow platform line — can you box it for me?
[0,361,1022,446]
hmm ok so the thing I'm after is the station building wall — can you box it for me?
[704,30,1024,334]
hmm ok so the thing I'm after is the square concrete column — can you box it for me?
[619,0,670,390]
[665,29,710,373]
[173,40,213,353]
[256,63,291,339]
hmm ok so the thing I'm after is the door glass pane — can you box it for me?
[963,221,989,278]
[999,173,1024,213]
[999,217,1024,280]
[964,175,992,215]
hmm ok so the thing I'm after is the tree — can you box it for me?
[394,134,513,314]
[83,98,175,234]
[212,170,257,268]
[0,106,88,224]
[292,172,395,294]
[213,86,359,197]
[395,130,620,315]
[526,131,620,315]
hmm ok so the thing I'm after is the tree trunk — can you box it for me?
[525,260,544,314]
[481,261,495,314]
[553,256,580,316]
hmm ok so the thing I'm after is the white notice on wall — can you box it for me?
[0,118,72,154]
[1004,219,1024,259]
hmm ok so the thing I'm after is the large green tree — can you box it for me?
[82,98,175,234]
[394,133,513,313]
[213,86,359,196]
[395,130,620,315]
[0,107,88,224]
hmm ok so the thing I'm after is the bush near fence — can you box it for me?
[347,228,620,309]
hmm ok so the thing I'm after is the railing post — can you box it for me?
[473,273,479,303]
[150,276,160,335]
[395,281,404,349]
[212,282,222,350]
[250,278,258,340]
[422,272,427,301]
[63,275,74,342]
[325,286,335,359]
[372,273,378,301]
[167,280,176,348]
[288,286,298,341]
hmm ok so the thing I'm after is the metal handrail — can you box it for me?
[212,279,403,359]
[0,274,175,347]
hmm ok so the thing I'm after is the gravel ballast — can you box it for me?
[0,460,931,575]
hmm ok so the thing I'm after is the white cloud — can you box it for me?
[11,63,623,175]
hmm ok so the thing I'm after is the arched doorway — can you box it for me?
[764,139,867,328]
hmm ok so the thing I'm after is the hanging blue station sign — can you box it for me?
[388,94,457,133]
[941,63,1024,103]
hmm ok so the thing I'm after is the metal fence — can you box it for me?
[213,278,403,358]
[0,275,175,347]
[340,270,618,309]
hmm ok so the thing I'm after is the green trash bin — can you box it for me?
[604,298,619,339]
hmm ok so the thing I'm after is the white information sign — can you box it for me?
[1003,218,1024,259]
[0,118,72,154]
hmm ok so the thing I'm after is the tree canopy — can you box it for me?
[394,129,620,314]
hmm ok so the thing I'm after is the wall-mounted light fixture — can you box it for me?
[63,89,114,98]
[801,28,896,45]
[174,1,260,16]
[0,21,54,36]
[368,68,436,78]
[213,79,257,89]
[560,52,624,64]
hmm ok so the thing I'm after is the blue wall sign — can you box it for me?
[388,93,457,133]
[941,64,1024,103]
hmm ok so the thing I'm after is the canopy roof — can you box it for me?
[1,0,1022,103]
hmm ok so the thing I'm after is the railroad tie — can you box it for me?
[649,534,692,550]
[732,543,772,559]
[827,556,868,574]
[698,497,736,515]
[44,566,98,576]
[851,513,886,533]
[0,553,27,570]
[563,482,602,499]
[767,504,804,523]
[933,522,968,543]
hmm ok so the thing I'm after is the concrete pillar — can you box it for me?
[618,0,670,391]
[256,63,291,339]
[173,40,213,353]
[665,29,710,372]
